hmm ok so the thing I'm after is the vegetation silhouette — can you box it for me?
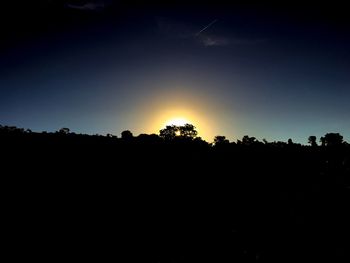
[1,123,349,262]
[321,132,344,147]
[308,135,317,147]
[214,135,229,146]
[121,129,133,140]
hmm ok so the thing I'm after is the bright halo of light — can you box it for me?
[148,108,213,141]
[164,117,190,127]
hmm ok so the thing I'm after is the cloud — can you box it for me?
[197,35,230,47]
[197,34,267,47]
[65,0,109,11]
[156,17,267,47]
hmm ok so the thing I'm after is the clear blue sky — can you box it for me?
[1,1,349,143]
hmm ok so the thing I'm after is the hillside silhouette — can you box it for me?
[1,124,350,262]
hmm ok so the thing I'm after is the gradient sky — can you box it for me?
[1,1,350,143]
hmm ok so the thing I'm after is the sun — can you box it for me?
[164,117,190,127]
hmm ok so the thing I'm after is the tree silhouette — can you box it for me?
[179,124,198,139]
[308,136,317,147]
[1,122,350,263]
[242,135,257,146]
[159,125,178,140]
[121,130,133,140]
[214,135,229,146]
[322,133,343,146]
[159,124,198,140]
[59,128,70,134]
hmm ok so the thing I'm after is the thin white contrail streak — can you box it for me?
[195,19,218,36]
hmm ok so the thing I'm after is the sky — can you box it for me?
[0,1,350,143]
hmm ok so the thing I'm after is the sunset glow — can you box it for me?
[2,2,349,261]
[164,117,190,127]
[136,88,221,142]
[2,2,349,144]
[148,108,213,141]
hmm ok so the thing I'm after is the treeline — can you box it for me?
[1,123,350,262]
[1,123,348,147]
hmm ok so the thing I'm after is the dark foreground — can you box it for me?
[2,129,350,262]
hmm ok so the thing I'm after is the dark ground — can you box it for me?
[2,128,349,262]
